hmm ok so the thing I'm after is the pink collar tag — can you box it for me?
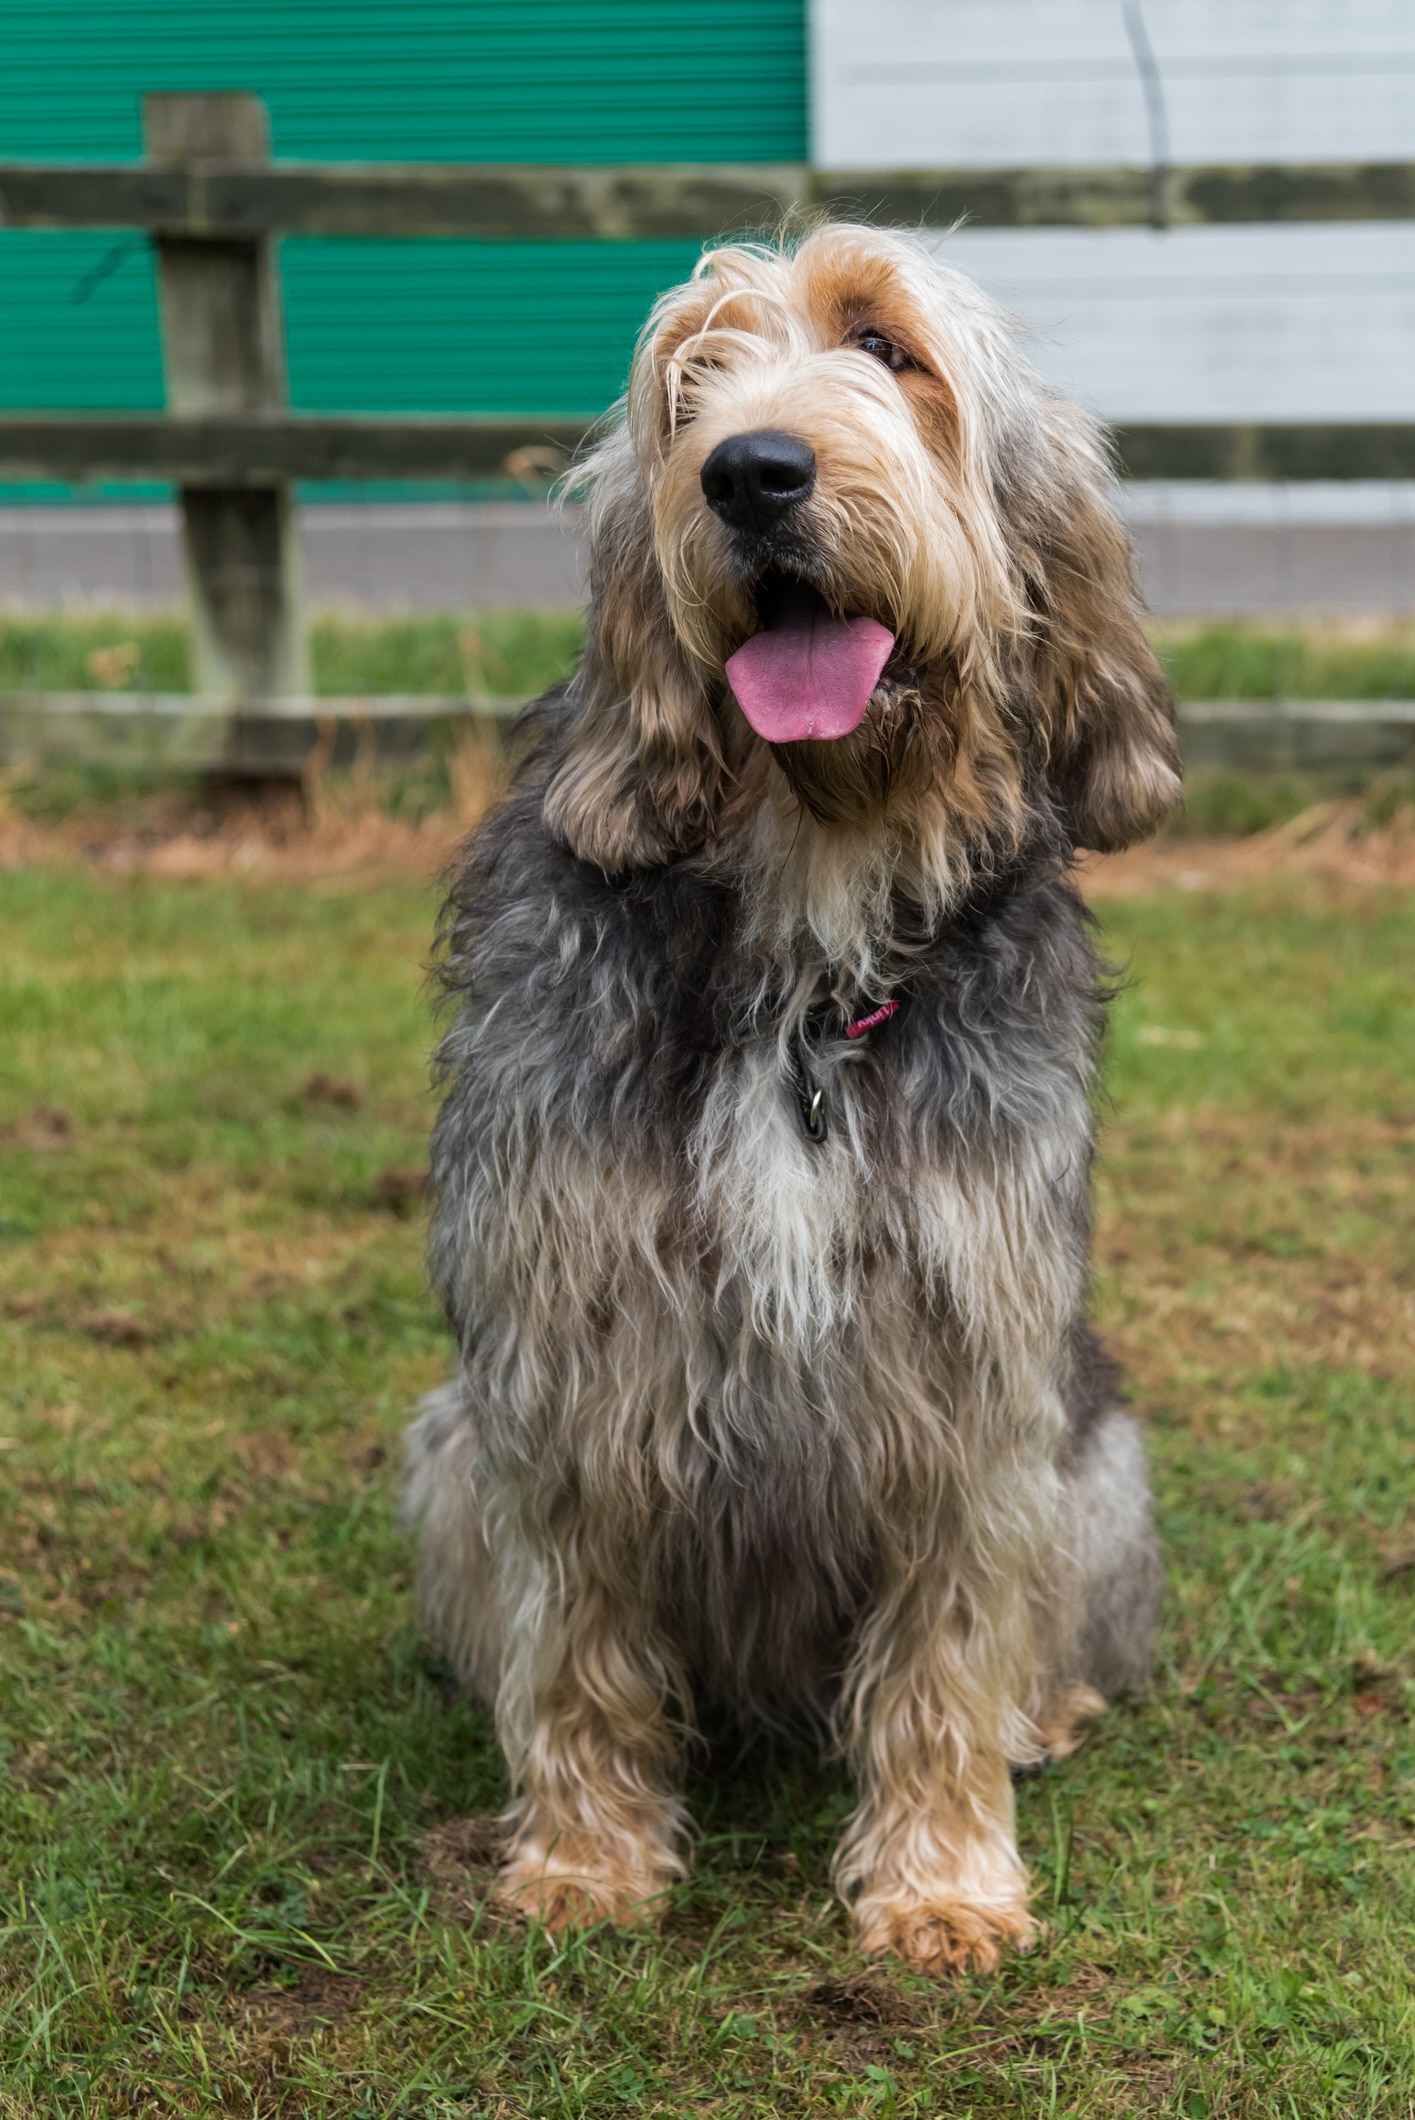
[844,998,900,1041]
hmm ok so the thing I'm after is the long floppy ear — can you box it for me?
[542,433,724,872]
[1016,405,1182,853]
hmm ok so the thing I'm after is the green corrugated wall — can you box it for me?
[0,0,807,495]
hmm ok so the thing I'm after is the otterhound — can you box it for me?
[405,224,1178,1976]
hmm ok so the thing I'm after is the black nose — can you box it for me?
[700,430,816,533]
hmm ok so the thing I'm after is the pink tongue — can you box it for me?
[726,591,895,743]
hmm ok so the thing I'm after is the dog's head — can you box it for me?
[545,224,1180,881]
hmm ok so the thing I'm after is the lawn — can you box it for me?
[4,610,1415,706]
[0,861,1412,2117]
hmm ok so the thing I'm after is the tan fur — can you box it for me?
[1035,1683,1108,1763]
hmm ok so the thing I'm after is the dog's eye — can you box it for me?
[850,328,913,373]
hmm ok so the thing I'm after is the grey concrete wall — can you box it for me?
[0,503,586,614]
[1124,484,1415,613]
[3,491,1414,618]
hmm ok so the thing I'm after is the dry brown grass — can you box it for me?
[1082,791,1415,897]
[6,748,1415,896]
[0,731,504,885]
[1096,1107,1415,1436]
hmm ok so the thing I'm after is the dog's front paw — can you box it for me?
[1035,1681,1107,1762]
[497,1836,675,1932]
[853,1883,1037,1976]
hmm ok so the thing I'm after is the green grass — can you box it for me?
[1,868,1412,2117]
[1152,622,1415,704]
[0,611,584,701]
[6,611,1415,705]
[307,612,585,703]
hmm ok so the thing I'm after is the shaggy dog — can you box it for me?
[405,224,1179,1976]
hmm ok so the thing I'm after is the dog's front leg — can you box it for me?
[494,1543,686,1931]
[834,1566,1039,1976]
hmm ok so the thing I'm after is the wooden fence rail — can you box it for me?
[3,90,1414,763]
[5,157,1415,238]
[6,416,1415,490]
[3,693,1412,780]
[0,416,590,487]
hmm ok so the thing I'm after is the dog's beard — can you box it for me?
[766,674,936,826]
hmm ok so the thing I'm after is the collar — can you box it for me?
[786,991,904,1147]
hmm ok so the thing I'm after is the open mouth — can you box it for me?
[725,567,896,745]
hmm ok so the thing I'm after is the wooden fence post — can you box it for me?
[143,92,310,704]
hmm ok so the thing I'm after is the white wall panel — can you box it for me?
[813,0,1415,169]
[813,1,1147,169]
[926,223,1415,423]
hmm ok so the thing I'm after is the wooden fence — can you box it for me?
[5,690,1412,783]
[2,91,1413,773]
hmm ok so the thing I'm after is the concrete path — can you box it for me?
[3,487,1414,617]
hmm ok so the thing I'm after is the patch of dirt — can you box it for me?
[3,1104,76,1151]
[244,1966,363,2032]
[6,1740,63,1793]
[1378,1537,1415,1583]
[299,1072,363,1112]
[1230,1481,1310,1524]
[792,1973,926,2073]
[75,1306,153,1348]
[798,1974,918,2031]
[420,1814,505,1923]
[233,1432,294,1481]
[374,1165,427,1213]
[17,1296,111,1345]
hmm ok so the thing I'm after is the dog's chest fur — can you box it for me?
[430,793,1103,1711]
